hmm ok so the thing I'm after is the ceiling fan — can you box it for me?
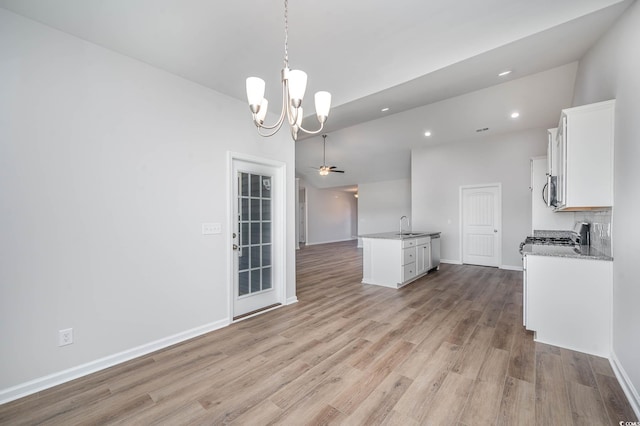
[313,134,344,176]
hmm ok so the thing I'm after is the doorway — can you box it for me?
[230,155,285,319]
[460,184,502,267]
[298,187,307,246]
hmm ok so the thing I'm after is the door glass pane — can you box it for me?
[239,249,249,271]
[241,198,249,221]
[251,269,261,292]
[261,176,271,198]
[241,173,249,197]
[239,271,249,296]
[262,244,271,267]
[251,223,260,244]
[250,246,261,269]
[262,267,272,290]
[250,174,260,197]
[261,199,271,220]
[251,198,260,221]
[262,222,271,244]
[241,222,249,246]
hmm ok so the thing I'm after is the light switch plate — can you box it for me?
[202,223,222,235]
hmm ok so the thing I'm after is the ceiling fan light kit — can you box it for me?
[314,134,344,176]
[245,0,331,141]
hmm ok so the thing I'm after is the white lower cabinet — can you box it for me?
[524,254,612,357]
[362,236,433,288]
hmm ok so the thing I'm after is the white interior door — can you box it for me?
[461,184,501,267]
[232,158,282,318]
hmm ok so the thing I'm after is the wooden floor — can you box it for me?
[1,240,636,425]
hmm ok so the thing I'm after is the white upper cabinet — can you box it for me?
[553,100,615,211]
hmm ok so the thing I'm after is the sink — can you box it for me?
[396,232,423,237]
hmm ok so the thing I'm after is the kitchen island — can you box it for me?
[360,231,440,288]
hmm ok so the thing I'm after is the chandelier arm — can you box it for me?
[253,80,289,131]
[297,121,326,136]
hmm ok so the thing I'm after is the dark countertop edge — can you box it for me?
[360,231,441,240]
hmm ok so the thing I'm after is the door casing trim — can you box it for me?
[227,151,287,320]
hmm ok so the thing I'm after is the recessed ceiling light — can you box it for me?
[424,131,432,137]
[381,107,390,112]
[511,112,520,118]
[498,70,512,77]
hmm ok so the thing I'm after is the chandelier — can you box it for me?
[245,0,331,141]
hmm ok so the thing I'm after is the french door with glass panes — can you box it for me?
[232,159,280,318]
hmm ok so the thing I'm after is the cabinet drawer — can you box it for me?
[417,236,431,246]
[401,239,416,248]
[403,262,417,282]
[402,247,416,265]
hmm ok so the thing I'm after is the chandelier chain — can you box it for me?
[283,0,289,68]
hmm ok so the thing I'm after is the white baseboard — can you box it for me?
[0,318,230,405]
[610,350,640,420]
[286,296,299,305]
[500,264,523,271]
[306,237,357,246]
[440,259,462,265]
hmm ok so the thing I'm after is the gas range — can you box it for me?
[523,236,576,246]
[519,235,579,254]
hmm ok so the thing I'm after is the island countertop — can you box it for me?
[360,231,441,240]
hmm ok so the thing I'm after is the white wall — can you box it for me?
[0,9,296,400]
[357,179,411,238]
[411,129,547,268]
[572,1,640,415]
[299,179,357,245]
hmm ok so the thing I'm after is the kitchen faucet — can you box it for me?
[400,215,410,235]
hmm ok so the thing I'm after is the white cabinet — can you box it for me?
[553,100,615,211]
[362,235,435,288]
[523,254,612,357]
[416,237,431,276]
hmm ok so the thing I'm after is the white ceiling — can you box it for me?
[0,0,632,189]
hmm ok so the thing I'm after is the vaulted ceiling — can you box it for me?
[0,0,632,188]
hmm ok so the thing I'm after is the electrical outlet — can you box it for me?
[58,328,73,346]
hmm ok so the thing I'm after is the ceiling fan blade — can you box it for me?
[330,170,345,173]
[329,166,337,169]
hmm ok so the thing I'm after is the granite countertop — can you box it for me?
[360,231,441,240]
[521,244,612,261]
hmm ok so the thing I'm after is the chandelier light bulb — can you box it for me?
[246,77,265,112]
[287,70,308,107]
[315,91,331,122]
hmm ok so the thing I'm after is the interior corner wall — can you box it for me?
[299,178,357,245]
[411,129,547,268]
[572,1,640,415]
[0,8,296,399]
[357,179,411,238]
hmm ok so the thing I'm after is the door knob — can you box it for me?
[494,229,498,233]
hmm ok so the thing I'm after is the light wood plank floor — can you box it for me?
[1,240,636,425]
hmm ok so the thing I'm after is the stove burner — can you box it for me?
[525,236,575,246]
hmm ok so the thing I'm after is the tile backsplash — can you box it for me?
[575,210,612,257]
[533,209,612,257]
